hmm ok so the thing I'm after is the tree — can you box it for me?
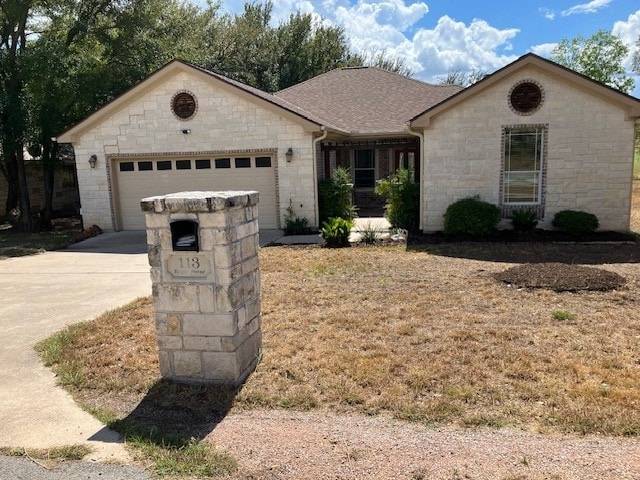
[551,29,635,94]
[437,68,488,87]
[349,50,413,76]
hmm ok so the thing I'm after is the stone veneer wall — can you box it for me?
[143,190,261,385]
[422,66,636,232]
[72,69,317,230]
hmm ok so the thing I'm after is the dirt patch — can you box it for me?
[494,263,627,292]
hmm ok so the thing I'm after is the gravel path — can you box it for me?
[207,410,640,480]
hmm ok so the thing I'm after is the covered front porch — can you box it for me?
[319,137,420,216]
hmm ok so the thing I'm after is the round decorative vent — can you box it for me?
[172,92,197,120]
[510,82,542,114]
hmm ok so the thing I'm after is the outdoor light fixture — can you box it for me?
[88,154,97,168]
[285,147,293,162]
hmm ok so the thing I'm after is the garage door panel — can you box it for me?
[115,156,277,230]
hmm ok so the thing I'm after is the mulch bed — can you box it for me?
[494,262,627,292]
[408,229,636,245]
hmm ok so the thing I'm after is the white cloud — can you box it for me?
[612,9,640,70]
[396,16,520,81]
[539,8,555,20]
[530,43,557,57]
[335,0,428,32]
[561,0,612,17]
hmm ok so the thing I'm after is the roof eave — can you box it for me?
[411,53,640,128]
[58,60,333,143]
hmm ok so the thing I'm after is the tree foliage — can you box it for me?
[437,68,487,87]
[550,29,635,93]
[0,0,413,230]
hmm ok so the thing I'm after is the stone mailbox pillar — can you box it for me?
[141,191,261,385]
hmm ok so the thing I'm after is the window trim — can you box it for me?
[500,124,548,216]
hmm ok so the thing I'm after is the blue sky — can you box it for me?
[214,0,640,96]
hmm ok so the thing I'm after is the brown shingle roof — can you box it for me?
[275,67,462,135]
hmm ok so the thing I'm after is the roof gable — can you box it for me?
[58,60,338,143]
[275,67,462,136]
[411,53,640,128]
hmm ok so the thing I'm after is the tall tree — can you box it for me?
[551,29,635,93]
[437,68,487,87]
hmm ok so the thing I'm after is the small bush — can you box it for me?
[374,168,420,231]
[283,200,310,235]
[318,167,356,223]
[321,217,354,248]
[443,196,500,236]
[510,208,538,232]
[358,222,382,245]
[552,210,599,236]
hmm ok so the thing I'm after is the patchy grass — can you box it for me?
[634,151,640,179]
[41,244,640,440]
[0,229,75,260]
[0,444,91,468]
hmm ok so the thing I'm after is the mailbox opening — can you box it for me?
[170,220,199,251]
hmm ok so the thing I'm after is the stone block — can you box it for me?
[158,351,172,377]
[202,352,239,381]
[153,284,199,312]
[182,313,237,336]
[198,285,215,313]
[157,335,183,350]
[183,336,223,351]
[240,235,257,260]
[173,351,202,378]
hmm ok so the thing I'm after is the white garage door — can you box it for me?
[114,155,278,229]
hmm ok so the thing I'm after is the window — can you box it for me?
[157,160,172,171]
[255,157,271,168]
[176,160,191,170]
[503,127,544,204]
[215,158,231,169]
[119,162,134,172]
[138,161,153,171]
[195,159,211,169]
[354,150,375,188]
[235,157,251,168]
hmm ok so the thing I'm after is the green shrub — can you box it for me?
[374,168,420,231]
[357,222,382,245]
[318,167,356,223]
[443,196,500,236]
[552,210,599,235]
[510,208,538,232]
[321,217,354,248]
[283,200,310,235]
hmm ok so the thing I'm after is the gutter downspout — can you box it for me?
[312,126,328,228]
[407,124,425,231]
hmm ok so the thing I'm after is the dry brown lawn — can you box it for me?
[54,238,640,438]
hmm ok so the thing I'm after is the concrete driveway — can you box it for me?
[0,229,285,463]
[0,231,152,461]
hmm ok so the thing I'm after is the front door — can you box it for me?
[394,148,419,182]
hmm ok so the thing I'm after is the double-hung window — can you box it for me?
[354,150,375,188]
[503,127,544,205]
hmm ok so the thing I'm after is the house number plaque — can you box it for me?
[166,254,212,279]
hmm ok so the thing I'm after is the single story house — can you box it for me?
[58,53,640,232]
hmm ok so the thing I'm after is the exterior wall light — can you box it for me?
[285,147,293,162]
[89,154,97,168]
